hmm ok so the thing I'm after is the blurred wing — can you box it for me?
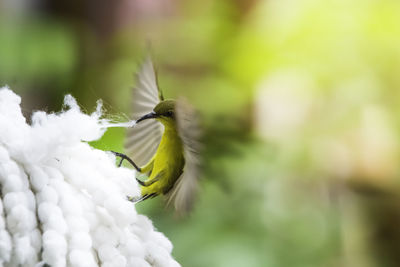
[166,98,202,214]
[124,56,164,167]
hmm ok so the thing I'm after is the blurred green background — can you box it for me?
[2,0,400,266]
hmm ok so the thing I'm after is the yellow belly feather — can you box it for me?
[140,127,184,197]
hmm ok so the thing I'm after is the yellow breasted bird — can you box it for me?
[113,56,201,214]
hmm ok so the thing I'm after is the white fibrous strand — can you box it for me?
[0,87,180,267]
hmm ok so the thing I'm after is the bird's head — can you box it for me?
[136,100,176,127]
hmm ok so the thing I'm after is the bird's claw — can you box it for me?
[136,178,146,186]
[127,195,139,202]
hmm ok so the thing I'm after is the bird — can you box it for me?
[112,56,201,214]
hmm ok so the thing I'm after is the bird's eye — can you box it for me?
[166,111,174,117]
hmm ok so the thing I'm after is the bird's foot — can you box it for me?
[108,151,141,172]
[127,193,157,203]
[127,195,140,202]
[136,178,146,186]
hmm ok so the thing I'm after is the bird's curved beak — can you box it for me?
[136,111,158,123]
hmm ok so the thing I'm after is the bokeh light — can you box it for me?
[2,0,400,266]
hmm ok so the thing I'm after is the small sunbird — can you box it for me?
[112,56,201,214]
